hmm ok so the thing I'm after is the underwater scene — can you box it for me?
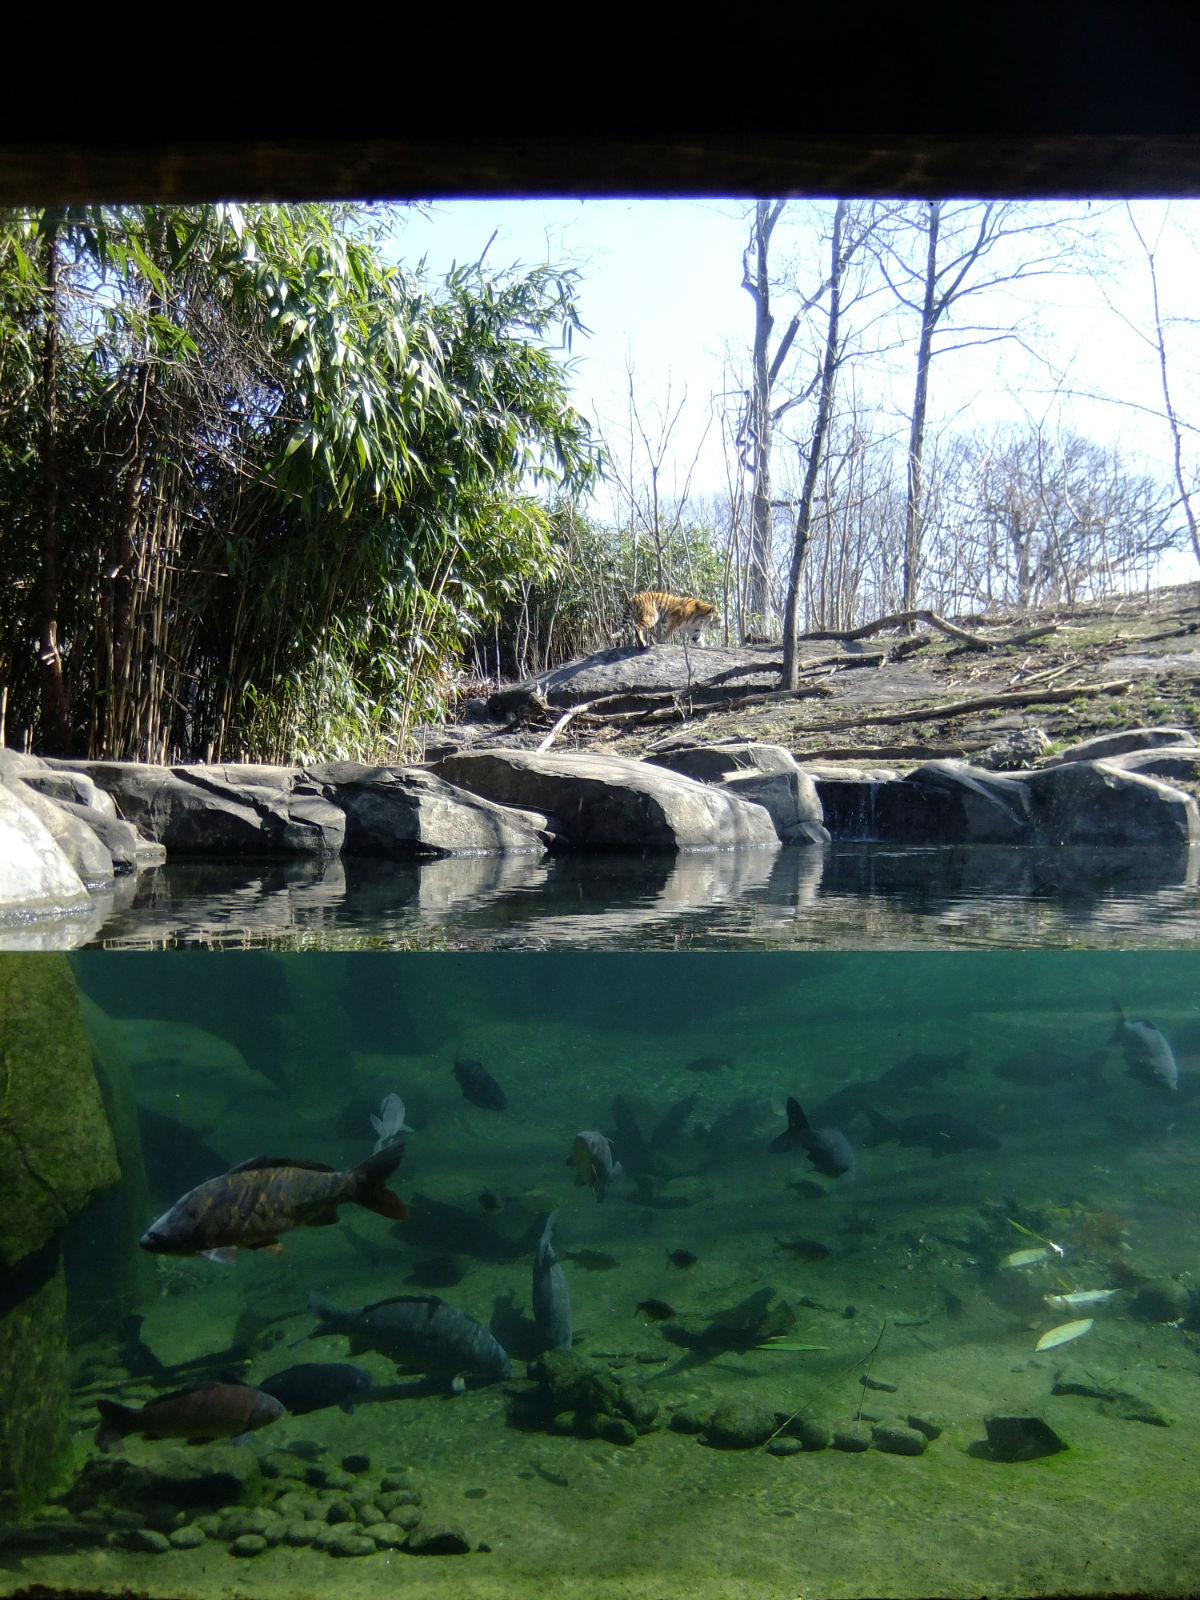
[3,949,1200,1599]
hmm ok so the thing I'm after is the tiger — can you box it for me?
[626,591,723,650]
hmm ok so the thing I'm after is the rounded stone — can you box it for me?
[832,1423,872,1452]
[355,1503,386,1527]
[871,1424,928,1457]
[782,1417,829,1451]
[404,1524,471,1556]
[283,1521,318,1546]
[767,1436,805,1456]
[379,1473,412,1493]
[325,1497,356,1525]
[668,1403,712,1435]
[128,1528,170,1554]
[378,1488,422,1513]
[229,1534,268,1558]
[329,1534,376,1557]
[321,1469,357,1492]
[169,1526,207,1550]
[341,1453,371,1475]
[704,1398,777,1449]
[369,1522,409,1548]
[598,1415,638,1446]
[1131,1279,1190,1323]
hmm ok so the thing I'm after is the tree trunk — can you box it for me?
[902,200,940,616]
[35,216,71,755]
[746,200,778,627]
[782,201,846,689]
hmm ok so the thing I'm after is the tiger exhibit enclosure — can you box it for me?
[2,190,1200,944]
[6,55,1200,1598]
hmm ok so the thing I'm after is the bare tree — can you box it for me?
[780,201,847,686]
[874,201,1081,614]
[1124,204,1200,570]
[738,201,830,632]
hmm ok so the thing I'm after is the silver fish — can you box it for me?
[1043,1289,1120,1312]
[1111,1001,1179,1091]
[370,1093,414,1152]
[568,1131,622,1202]
[532,1211,572,1353]
[306,1290,511,1391]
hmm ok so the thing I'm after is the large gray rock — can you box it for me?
[50,801,166,873]
[647,742,828,844]
[1023,759,1198,846]
[305,762,552,857]
[1099,744,1200,783]
[1038,727,1195,767]
[434,750,779,851]
[866,760,1033,845]
[6,778,115,889]
[0,785,92,915]
[646,740,800,782]
[719,770,829,845]
[47,761,346,857]
[17,768,117,818]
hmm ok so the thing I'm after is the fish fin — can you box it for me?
[185,1437,212,1446]
[450,1374,466,1395]
[370,1115,384,1136]
[200,1247,240,1264]
[224,1155,337,1175]
[354,1144,407,1221]
[305,1210,340,1228]
[94,1399,134,1452]
[339,1400,356,1414]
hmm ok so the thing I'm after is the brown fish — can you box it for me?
[666,1249,698,1269]
[636,1299,677,1322]
[140,1146,407,1261]
[95,1382,284,1452]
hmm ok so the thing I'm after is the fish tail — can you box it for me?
[861,1106,898,1146]
[306,1289,338,1326]
[1109,997,1126,1041]
[94,1399,135,1453]
[352,1144,408,1222]
[787,1097,812,1134]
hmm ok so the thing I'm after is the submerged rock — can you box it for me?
[404,1524,471,1556]
[703,1398,777,1450]
[1129,1279,1190,1323]
[871,1423,928,1456]
[983,1415,1067,1461]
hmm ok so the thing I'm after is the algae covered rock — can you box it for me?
[0,956,121,1519]
[0,956,120,1270]
[703,1397,777,1449]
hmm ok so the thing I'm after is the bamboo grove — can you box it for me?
[0,203,601,762]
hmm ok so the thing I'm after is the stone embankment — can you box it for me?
[1,727,1197,936]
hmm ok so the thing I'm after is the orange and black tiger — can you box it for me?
[626,592,722,649]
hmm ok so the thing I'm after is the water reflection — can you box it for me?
[74,842,1200,951]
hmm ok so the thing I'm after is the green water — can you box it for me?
[5,951,1200,1597]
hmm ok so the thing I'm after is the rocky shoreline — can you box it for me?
[1,725,1197,941]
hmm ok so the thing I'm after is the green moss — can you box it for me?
[0,955,121,1519]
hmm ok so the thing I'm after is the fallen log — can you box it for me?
[535,701,595,752]
[801,609,1057,651]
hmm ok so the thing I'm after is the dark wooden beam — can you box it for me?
[4,135,1200,206]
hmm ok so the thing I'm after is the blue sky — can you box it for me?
[386,198,1200,584]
